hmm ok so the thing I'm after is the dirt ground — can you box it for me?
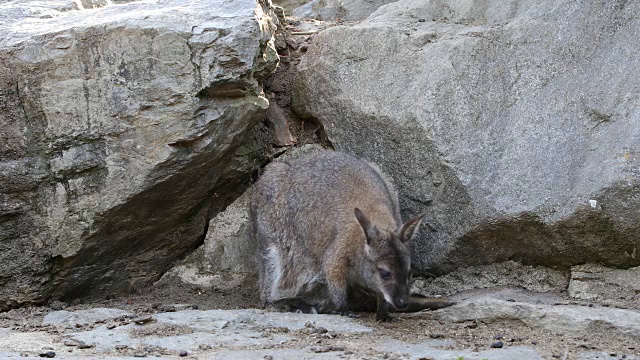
[1,276,638,360]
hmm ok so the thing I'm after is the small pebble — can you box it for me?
[494,334,504,340]
[264,356,274,360]
[107,324,117,329]
[160,305,177,313]
[133,316,154,325]
[311,346,330,353]
[151,303,162,309]
[39,351,56,358]
[418,18,426,22]
[490,341,504,349]
[311,346,344,353]
[191,305,199,310]
[78,342,94,349]
[63,339,79,347]
[179,350,188,357]
[49,301,65,311]
[531,340,538,345]
[311,326,328,334]
[609,354,617,357]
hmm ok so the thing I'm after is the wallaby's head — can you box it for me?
[354,208,425,311]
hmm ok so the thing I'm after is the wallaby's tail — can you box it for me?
[399,295,456,312]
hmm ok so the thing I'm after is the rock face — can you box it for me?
[0,0,278,310]
[292,0,397,21]
[568,264,640,302]
[272,0,311,16]
[412,261,568,297]
[428,296,640,339]
[293,0,640,275]
[186,192,256,274]
[159,192,256,289]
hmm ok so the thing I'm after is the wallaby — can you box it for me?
[250,150,453,320]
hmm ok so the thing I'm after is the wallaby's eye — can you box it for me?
[379,269,391,279]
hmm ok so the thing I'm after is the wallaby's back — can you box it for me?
[250,150,402,312]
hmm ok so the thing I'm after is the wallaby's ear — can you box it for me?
[398,213,426,243]
[354,208,378,245]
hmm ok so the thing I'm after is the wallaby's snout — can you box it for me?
[384,270,410,311]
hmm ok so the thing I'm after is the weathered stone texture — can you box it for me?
[427,295,640,339]
[0,0,279,309]
[568,264,640,302]
[292,0,397,21]
[293,0,640,274]
[412,261,569,297]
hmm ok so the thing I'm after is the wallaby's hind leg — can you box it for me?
[324,256,349,312]
[256,247,271,308]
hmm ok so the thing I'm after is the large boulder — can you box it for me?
[293,0,640,275]
[0,0,278,310]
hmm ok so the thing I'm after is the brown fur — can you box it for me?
[250,150,428,320]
